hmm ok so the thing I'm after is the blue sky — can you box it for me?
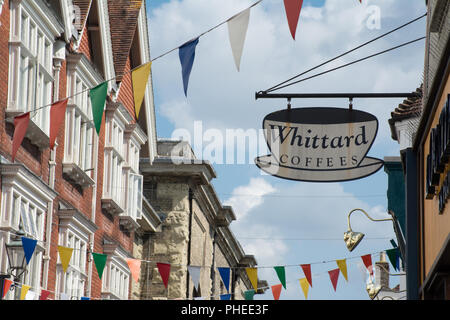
[144,0,426,300]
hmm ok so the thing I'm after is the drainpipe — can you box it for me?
[185,187,193,299]
[86,124,99,298]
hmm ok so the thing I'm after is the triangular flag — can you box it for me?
[299,278,309,299]
[2,279,12,299]
[274,266,286,289]
[40,290,51,300]
[386,248,400,271]
[89,82,108,135]
[126,258,141,283]
[218,267,231,292]
[57,246,73,273]
[20,285,31,300]
[25,290,37,300]
[60,292,70,300]
[178,38,199,96]
[283,0,304,40]
[245,267,258,291]
[157,263,171,289]
[244,289,255,300]
[12,112,30,162]
[92,253,107,280]
[220,293,231,300]
[132,62,152,119]
[227,8,250,71]
[187,265,201,291]
[300,264,312,287]
[49,98,68,150]
[21,237,37,265]
[361,254,373,276]
[328,268,340,291]
[336,259,348,282]
[271,284,282,300]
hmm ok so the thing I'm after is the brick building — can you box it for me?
[0,0,155,300]
[0,0,258,300]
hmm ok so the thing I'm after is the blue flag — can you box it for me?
[220,294,231,300]
[179,38,199,96]
[218,267,230,293]
[81,297,90,300]
[21,237,37,265]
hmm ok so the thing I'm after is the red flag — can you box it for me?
[283,0,304,40]
[361,254,373,276]
[40,290,51,300]
[2,279,13,298]
[157,263,171,289]
[12,112,30,162]
[271,284,282,300]
[300,264,312,287]
[49,99,68,150]
[328,268,340,291]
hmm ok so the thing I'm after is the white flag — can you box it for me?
[227,8,251,71]
[25,290,37,300]
[60,292,71,300]
[187,265,201,291]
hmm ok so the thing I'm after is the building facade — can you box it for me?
[389,0,450,300]
[0,0,156,300]
[133,140,264,300]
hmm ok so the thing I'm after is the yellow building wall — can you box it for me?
[422,76,450,277]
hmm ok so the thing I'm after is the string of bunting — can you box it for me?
[8,0,373,161]
[2,234,401,300]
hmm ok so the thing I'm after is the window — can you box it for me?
[101,256,130,300]
[8,3,55,135]
[0,164,56,299]
[65,71,95,174]
[56,230,88,300]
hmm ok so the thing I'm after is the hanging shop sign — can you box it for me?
[255,107,384,182]
[425,94,450,213]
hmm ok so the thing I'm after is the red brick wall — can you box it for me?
[0,1,140,300]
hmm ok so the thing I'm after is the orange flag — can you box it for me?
[12,112,30,162]
[49,99,68,150]
[126,258,141,283]
[271,284,282,300]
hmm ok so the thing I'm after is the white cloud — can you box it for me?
[224,177,275,220]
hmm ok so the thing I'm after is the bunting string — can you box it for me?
[0,248,392,301]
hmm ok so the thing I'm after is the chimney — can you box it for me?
[375,252,390,289]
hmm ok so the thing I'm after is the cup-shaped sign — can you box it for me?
[255,108,384,182]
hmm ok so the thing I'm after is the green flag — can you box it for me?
[386,248,399,271]
[244,290,255,300]
[89,82,108,135]
[92,253,108,280]
[274,266,286,289]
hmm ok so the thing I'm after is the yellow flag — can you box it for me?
[299,278,309,299]
[336,259,348,281]
[132,62,152,119]
[245,268,258,291]
[58,246,74,273]
[20,285,31,300]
